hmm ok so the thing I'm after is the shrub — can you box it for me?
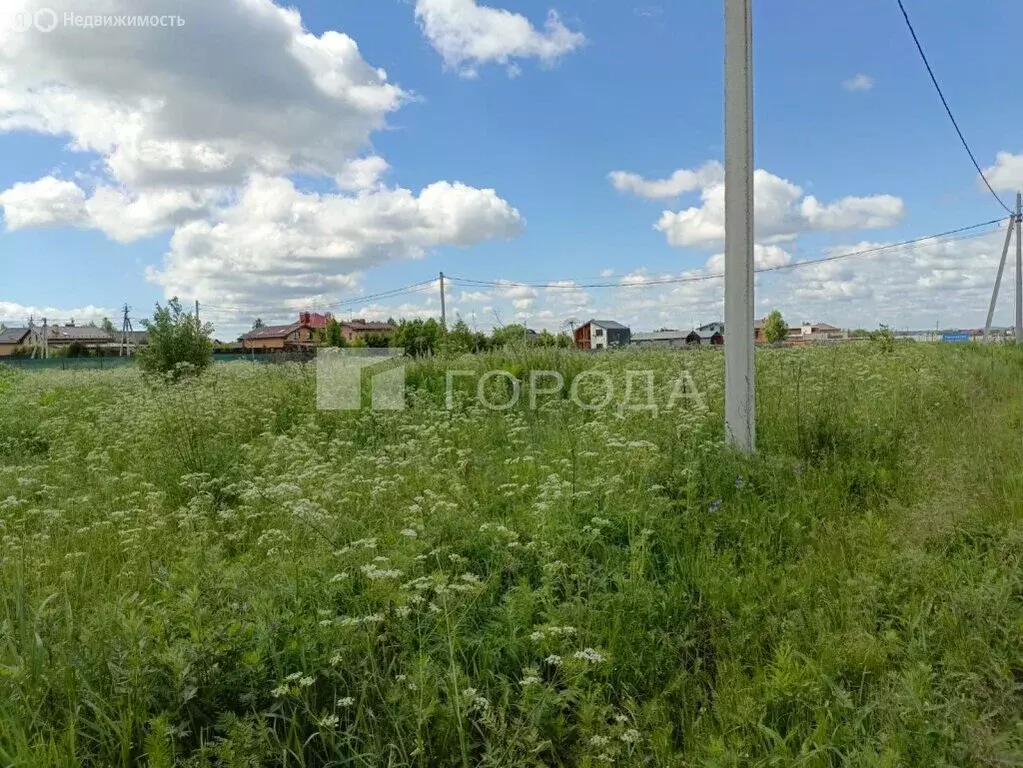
[764,309,788,344]
[137,297,214,380]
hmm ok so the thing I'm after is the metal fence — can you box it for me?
[1,352,317,371]
[0,356,137,371]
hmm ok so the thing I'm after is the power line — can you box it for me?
[895,0,1012,215]
[447,218,1004,290]
[201,279,437,315]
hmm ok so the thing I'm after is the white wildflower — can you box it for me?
[572,648,605,664]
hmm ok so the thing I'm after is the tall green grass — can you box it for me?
[0,343,1021,766]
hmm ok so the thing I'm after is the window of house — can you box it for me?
[595,328,603,337]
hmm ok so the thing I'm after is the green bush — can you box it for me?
[137,297,214,380]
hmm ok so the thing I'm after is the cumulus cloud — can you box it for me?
[982,151,1023,192]
[0,300,117,326]
[0,0,407,188]
[628,166,905,248]
[842,74,874,92]
[704,244,791,273]
[609,161,723,200]
[414,0,585,77]
[149,176,523,308]
[0,0,525,308]
[0,177,88,229]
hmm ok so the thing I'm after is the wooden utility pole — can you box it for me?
[724,0,755,452]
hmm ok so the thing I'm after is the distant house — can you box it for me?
[46,324,115,350]
[340,318,395,343]
[575,319,631,350]
[698,321,725,335]
[694,328,725,346]
[241,322,317,352]
[299,312,333,330]
[631,321,724,349]
[632,330,688,348]
[0,327,32,357]
[754,318,843,343]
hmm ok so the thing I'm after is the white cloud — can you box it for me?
[842,74,874,92]
[414,0,585,77]
[149,176,523,308]
[0,0,525,309]
[0,177,88,229]
[642,166,904,248]
[0,300,117,326]
[609,161,723,200]
[544,280,590,307]
[800,194,905,231]
[704,244,791,273]
[335,156,391,192]
[982,151,1023,192]
[0,0,406,188]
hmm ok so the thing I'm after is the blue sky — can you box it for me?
[1,0,1021,336]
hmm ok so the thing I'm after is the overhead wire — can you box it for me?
[895,0,1012,215]
[446,218,1005,290]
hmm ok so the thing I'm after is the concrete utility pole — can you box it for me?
[1016,193,1022,341]
[724,0,755,452]
[120,303,133,357]
[983,217,1014,341]
[439,272,447,331]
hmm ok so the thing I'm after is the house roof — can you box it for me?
[47,326,113,342]
[242,322,305,340]
[698,321,724,332]
[343,319,395,332]
[0,327,31,345]
[811,322,841,332]
[697,329,723,341]
[585,319,629,331]
[299,312,332,329]
[633,330,687,342]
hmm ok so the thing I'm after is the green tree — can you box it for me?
[393,318,442,357]
[251,318,265,330]
[138,297,214,380]
[763,310,788,344]
[324,317,346,348]
[869,324,896,353]
[101,317,116,333]
[491,323,529,348]
[445,318,475,354]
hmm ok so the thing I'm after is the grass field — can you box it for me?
[1,343,1022,767]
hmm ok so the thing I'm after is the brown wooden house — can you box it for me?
[241,322,317,352]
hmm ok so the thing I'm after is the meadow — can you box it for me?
[1,342,1022,767]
